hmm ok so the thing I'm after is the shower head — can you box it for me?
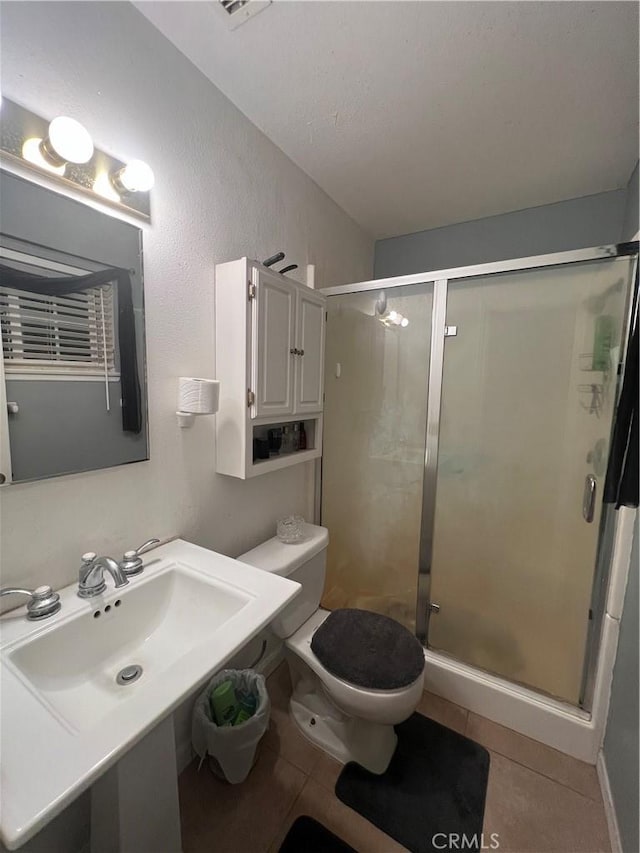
[375,291,387,315]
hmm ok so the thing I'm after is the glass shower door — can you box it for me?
[321,284,433,631]
[427,258,633,704]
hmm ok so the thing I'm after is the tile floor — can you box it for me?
[178,663,611,853]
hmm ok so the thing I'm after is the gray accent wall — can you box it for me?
[374,189,628,278]
[621,161,639,241]
[604,516,639,853]
[5,379,145,481]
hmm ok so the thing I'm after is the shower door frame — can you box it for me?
[320,242,638,712]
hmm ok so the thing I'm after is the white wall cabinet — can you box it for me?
[251,268,296,419]
[295,286,326,414]
[215,258,325,478]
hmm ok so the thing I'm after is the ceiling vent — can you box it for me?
[216,0,271,31]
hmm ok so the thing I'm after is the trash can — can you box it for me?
[191,669,270,784]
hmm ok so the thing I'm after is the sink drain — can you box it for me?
[116,664,143,686]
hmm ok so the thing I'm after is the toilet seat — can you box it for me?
[311,607,425,690]
[285,609,425,725]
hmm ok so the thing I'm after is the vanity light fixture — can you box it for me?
[22,116,93,175]
[111,159,155,194]
[40,116,94,166]
[0,97,154,221]
[21,137,66,176]
[92,171,121,203]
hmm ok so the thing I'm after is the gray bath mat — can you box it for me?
[335,712,490,853]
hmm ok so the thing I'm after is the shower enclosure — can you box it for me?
[320,246,637,709]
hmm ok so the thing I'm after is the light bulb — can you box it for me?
[113,159,154,193]
[388,310,398,322]
[401,317,409,327]
[43,116,94,165]
[22,137,66,175]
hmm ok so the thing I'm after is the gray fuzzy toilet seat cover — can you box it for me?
[310,608,425,690]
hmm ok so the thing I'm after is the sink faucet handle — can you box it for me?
[79,553,98,588]
[131,538,160,557]
[1,585,61,620]
[120,538,160,577]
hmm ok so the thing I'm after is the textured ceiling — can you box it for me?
[135,1,639,238]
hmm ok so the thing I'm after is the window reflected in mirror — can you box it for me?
[0,171,149,483]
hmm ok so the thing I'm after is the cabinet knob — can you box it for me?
[290,348,296,355]
[299,349,305,356]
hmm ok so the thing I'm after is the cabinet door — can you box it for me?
[252,269,295,418]
[294,287,325,414]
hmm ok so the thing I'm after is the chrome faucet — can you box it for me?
[78,553,129,599]
[0,586,61,620]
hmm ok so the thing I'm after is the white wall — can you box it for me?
[0,1,372,600]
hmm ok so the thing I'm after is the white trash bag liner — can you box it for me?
[192,669,270,784]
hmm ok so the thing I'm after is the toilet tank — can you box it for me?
[238,523,329,638]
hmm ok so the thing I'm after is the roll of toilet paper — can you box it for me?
[178,377,220,415]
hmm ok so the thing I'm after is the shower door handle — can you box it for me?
[583,475,597,523]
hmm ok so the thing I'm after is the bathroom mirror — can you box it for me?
[0,171,149,483]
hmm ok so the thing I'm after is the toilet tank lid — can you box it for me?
[237,523,329,577]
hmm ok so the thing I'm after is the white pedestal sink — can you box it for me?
[0,539,300,851]
[91,716,182,853]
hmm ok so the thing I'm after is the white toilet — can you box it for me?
[239,522,425,774]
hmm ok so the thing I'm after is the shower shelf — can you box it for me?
[578,353,612,374]
[578,383,604,416]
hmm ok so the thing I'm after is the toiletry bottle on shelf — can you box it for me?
[268,427,282,455]
[592,315,614,371]
[292,423,300,451]
[282,425,291,453]
[299,422,307,450]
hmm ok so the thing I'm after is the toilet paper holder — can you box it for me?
[177,377,220,428]
[177,411,198,428]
